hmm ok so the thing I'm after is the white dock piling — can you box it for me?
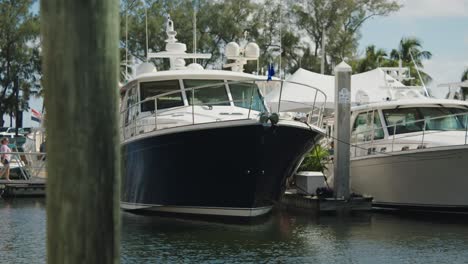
[333,61,352,200]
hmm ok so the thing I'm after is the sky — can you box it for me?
[359,0,468,98]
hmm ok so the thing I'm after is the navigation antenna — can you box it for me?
[278,0,283,79]
[143,0,149,61]
[193,0,198,63]
[125,2,129,79]
[409,49,429,96]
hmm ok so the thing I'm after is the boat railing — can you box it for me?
[120,80,326,140]
[0,151,46,180]
[351,112,468,158]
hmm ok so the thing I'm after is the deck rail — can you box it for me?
[0,151,46,180]
[351,112,468,157]
[120,80,327,140]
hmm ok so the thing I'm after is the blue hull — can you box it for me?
[121,122,322,216]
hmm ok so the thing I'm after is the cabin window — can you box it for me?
[383,108,423,135]
[384,107,467,135]
[419,107,465,131]
[140,80,184,111]
[352,111,383,142]
[125,84,138,125]
[229,82,266,112]
[184,80,230,106]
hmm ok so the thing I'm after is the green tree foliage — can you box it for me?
[120,0,400,77]
[461,68,468,82]
[388,37,432,85]
[292,0,400,74]
[353,37,433,87]
[355,45,387,73]
[299,144,330,172]
[121,0,259,71]
[0,0,40,126]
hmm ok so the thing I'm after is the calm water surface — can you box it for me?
[1,198,468,263]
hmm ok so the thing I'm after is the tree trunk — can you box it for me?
[15,77,19,135]
[41,1,120,263]
[0,113,4,127]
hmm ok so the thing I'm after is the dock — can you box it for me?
[0,178,46,198]
[280,189,372,214]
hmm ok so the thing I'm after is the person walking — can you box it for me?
[0,137,12,181]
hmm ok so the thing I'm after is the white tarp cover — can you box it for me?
[265,68,426,112]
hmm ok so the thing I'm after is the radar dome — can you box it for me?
[225,42,240,57]
[187,63,204,71]
[245,42,260,58]
[136,62,157,76]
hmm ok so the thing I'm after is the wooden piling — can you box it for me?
[41,1,120,263]
[333,62,352,200]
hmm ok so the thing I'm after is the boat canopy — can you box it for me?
[266,68,427,112]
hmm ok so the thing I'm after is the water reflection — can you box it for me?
[2,199,468,264]
[0,198,46,264]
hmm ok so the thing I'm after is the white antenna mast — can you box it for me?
[409,49,429,96]
[125,3,129,78]
[144,0,149,61]
[193,0,197,63]
[278,0,282,79]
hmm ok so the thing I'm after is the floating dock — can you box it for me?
[280,189,372,214]
[0,178,46,198]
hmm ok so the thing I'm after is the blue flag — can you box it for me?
[267,64,275,81]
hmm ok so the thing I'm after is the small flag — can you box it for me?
[31,109,42,123]
[267,64,275,81]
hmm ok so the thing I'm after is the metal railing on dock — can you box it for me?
[0,151,46,180]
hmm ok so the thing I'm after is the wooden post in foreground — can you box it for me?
[333,61,352,200]
[41,1,120,263]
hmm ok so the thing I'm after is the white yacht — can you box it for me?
[119,18,326,217]
[350,98,468,212]
[277,66,468,212]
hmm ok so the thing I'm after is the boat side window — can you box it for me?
[228,82,266,112]
[373,111,384,140]
[419,107,465,131]
[383,108,423,135]
[451,108,468,128]
[140,80,184,111]
[125,84,138,125]
[184,80,230,106]
[352,111,383,142]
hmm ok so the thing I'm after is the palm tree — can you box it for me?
[390,37,432,86]
[390,37,432,67]
[355,45,387,73]
[462,68,468,82]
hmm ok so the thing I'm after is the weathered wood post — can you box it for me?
[41,1,120,263]
[333,61,352,200]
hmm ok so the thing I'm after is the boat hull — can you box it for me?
[121,121,322,217]
[351,145,468,213]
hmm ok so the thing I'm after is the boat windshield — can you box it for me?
[383,107,468,135]
[228,82,266,112]
[184,79,266,112]
[184,80,230,106]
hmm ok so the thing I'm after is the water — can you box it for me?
[2,198,468,264]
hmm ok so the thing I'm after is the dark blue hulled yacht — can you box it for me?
[119,18,326,217]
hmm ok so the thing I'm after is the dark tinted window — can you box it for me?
[140,80,183,111]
